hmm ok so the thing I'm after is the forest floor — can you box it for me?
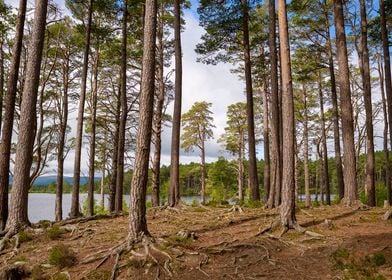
[1,204,392,279]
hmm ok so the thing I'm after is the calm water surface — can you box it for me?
[26,193,201,223]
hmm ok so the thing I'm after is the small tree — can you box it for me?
[219,102,247,202]
[181,101,215,204]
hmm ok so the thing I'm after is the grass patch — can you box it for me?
[51,272,70,280]
[18,230,33,243]
[331,248,388,279]
[12,254,28,262]
[46,225,65,240]
[48,243,77,268]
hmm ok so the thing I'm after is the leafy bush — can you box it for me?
[48,243,77,268]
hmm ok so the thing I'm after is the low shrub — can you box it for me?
[48,243,77,268]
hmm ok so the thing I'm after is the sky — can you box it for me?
[4,0,250,176]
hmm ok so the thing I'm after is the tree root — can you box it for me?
[383,209,392,220]
[256,218,324,238]
[226,205,244,213]
[83,235,175,279]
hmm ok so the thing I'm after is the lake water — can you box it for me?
[25,193,202,223]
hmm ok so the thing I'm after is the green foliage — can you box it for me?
[82,198,108,216]
[207,157,237,202]
[18,231,33,243]
[48,243,77,268]
[359,182,388,206]
[181,101,215,152]
[46,225,65,240]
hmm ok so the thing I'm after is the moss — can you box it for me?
[46,225,65,240]
[48,243,77,268]
[371,253,387,267]
[18,230,33,243]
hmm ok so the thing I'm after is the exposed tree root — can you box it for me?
[256,218,324,238]
[83,235,175,279]
[226,205,244,213]
[383,209,392,220]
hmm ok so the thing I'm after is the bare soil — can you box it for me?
[1,205,392,279]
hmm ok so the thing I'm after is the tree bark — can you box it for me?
[0,37,4,133]
[71,0,93,218]
[262,84,270,202]
[303,87,310,208]
[378,54,392,205]
[241,0,259,201]
[0,0,27,231]
[333,0,358,204]
[115,0,128,213]
[318,72,331,205]
[128,0,157,241]
[87,50,99,217]
[109,89,120,213]
[151,4,165,208]
[380,0,392,206]
[359,0,375,206]
[238,134,245,201]
[55,53,70,222]
[5,0,48,233]
[201,141,206,205]
[277,0,296,227]
[267,0,281,209]
[169,0,182,207]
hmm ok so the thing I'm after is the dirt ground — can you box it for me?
[1,205,392,279]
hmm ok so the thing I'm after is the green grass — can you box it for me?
[48,243,77,268]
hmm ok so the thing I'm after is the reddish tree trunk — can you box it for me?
[6,0,48,233]
[333,0,358,204]
[128,0,157,241]
[0,0,27,231]
[169,0,182,207]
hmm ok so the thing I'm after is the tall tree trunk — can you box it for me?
[277,0,296,227]
[169,0,182,207]
[267,0,281,209]
[71,0,94,218]
[5,0,48,234]
[303,87,310,208]
[201,140,206,205]
[378,54,392,205]
[238,133,245,201]
[262,84,270,202]
[325,25,344,199]
[380,1,392,177]
[128,0,157,241]
[55,58,70,222]
[100,165,105,209]
[241,0,259,201]
[115,0,128,213]
[109,89,120,213]
[0,0,27,231]
[151,4,165,208]
[0,37,4,132]
[333,0,358,204]
[87,51,99,217]
[359,0,375,206]
[318,72,331,205]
